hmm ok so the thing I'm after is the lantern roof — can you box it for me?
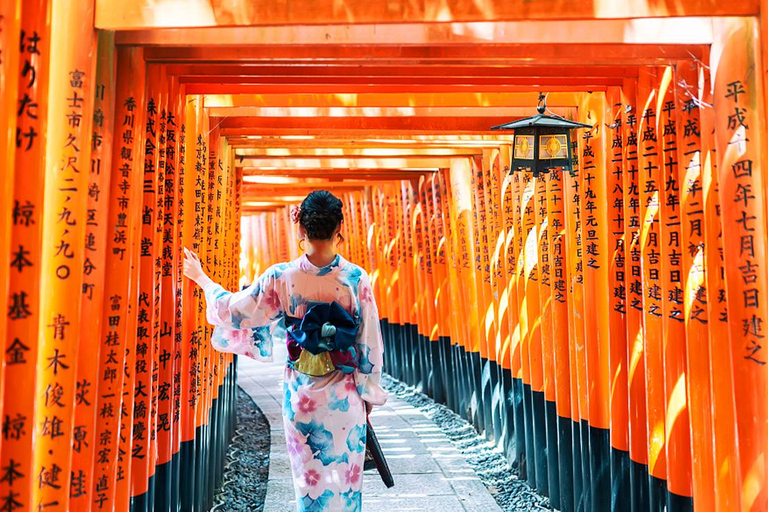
[490,112,592,131]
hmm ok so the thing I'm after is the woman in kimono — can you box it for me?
[183,190,387,512]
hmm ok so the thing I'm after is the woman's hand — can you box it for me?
[183,247,210,286]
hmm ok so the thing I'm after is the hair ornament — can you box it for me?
[290,205,302,224]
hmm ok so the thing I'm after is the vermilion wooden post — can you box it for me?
[429,174,452,407]
[605,86,631,504]
[419,176,442,402]
[91,46,146,511]
[485,149,507,445]
[637,67,669,510]
[471,156,495,440]
[71,30,116,512]
[657,66,693,509]
[194,102,210,512]
[399,181,418,388]
[501,164,524,472]
[699,57,741,512]
[712,17,768,512]
[405,186,426,391]
[130,63,162,509]
[179,93,197,512]
[496,146,519,466]
[577,91,612,510]
[441,169,470,419]
[575,109,595,509]
[448,158,482,425]
[674,58,716,512]
[154,63,172,510]
[150,66,171,512]
[534,173,555,498]
[1,1,50,508]
[193,108,211,512]
[563,141,587,510]
[0,1,20,408]
[388,184,404,383]
[32,0,96,507]
[168,74,185,511]
[113,58,150,511]
[621,76,651,512]
[518,172,541,488]
[545,167,573,511]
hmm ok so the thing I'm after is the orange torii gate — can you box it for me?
[0,2,766,512]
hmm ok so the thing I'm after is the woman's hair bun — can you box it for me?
[299,191,344,240]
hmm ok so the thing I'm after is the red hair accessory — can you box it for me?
[290,205,302,224]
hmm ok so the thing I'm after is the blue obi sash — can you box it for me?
[285,301,359,376]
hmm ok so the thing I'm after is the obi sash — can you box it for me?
[285,301,359,376]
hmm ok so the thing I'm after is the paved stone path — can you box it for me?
[237,342,502,512]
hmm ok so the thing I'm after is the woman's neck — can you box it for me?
[305,240,337,268]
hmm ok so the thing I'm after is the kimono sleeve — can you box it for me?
[202,264,283,331]
[354,270,388,406]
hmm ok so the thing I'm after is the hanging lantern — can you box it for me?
[492,93,592,177]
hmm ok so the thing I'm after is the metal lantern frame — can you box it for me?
[492,93,592,177]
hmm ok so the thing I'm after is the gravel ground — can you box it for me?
[380,375,551,512]
[212,387,271,512]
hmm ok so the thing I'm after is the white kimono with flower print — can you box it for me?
[203,254,387,512]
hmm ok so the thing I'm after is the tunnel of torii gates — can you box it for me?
[1,1,768,512]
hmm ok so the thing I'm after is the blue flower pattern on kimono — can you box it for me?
[251,325,273,359]
[341,490,362,512]
[355,344,374,374]
[296,420,338,465]
[328,391,350,412]
[283,384,295,422]
[345,424,366,454]
[300,490,335,512]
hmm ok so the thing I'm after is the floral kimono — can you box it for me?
[203,254,387,512]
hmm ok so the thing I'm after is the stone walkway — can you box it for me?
[236,343,502,512]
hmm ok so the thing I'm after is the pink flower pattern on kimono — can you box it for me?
[344,464,362,487]
[203,254,386,511]
[359,282,375,305]
[298,459,327,499]
[292,387,319,423]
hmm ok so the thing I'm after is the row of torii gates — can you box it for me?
[0,1,766,511]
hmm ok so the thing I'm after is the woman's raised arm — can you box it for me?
[183,247,283,330]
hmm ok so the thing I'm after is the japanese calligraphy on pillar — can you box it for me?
[33,0,96,501]
[712,18,768,509]
[700,52,740,511]
[607,95,627,316]
[715,48,768,367]
[92,46,145,511]
[621,79,649,471]
[130,80,158,494]
[606,88,630,455]
[659,67,693,500]
[71,30,115,508]
[659,87,685,326]
[675,60,716,508]
[564,129,588,428]
[545,169,571,420]
[1,2,49,509]
[637,68,667,482]
[173,97,184,447]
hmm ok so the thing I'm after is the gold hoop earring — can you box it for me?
[336,233,345,245]
[299,238,305,252]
